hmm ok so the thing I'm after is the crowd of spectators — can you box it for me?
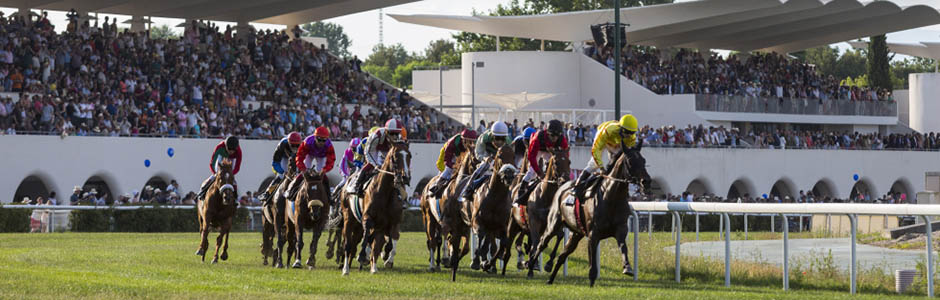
[0,12,461,141]
[637,190,911,205]
[585,44,893,102]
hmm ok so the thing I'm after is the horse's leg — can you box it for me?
[370,234,386,274]
[615,223,633,276]
[211,229,224,264]
[307,225,322,269]
[261,221,273,266]
[334,225,345,266]
[358,219,374,265]
[275,221,288,268]
[544,228,564,272]
[449,230,463,282]
[292,222,305,269]
[285,222,296,268]
[385,223,400,269]
[220,219,231,261]
[341,217,357,276]
[325,225,336,260]
[196,219,209,262]
[470,228,484,271]
[587,234,601,287]
[499,229,512,276]
[527,213,562,278]
[547,232,583,285]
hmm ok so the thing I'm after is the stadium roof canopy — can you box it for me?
[847,40,940,61]
[389,0,940,53]
[1,0,417,25]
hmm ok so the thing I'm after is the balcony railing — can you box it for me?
[695,94,897,117]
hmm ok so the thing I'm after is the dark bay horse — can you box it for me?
[469,145,517,274]
[420,150,478,275]
[261,168,294,267]
[283,169,330,269]
[195,159,238,264]
[533,140,651,287]
[519,150,570,278]
[342,142,411,275]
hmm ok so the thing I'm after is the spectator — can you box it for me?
[69,186,81,205]
[46,191,57,206]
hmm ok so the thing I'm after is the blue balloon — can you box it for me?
[144,159,151,167]
[853,174,859,181]
[167,148,175,157]
[762,194,768,199]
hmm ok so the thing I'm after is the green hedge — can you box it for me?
[70,205,250,232]
[401,209,423,232]
[0,206,31,232]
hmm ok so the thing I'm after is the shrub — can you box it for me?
[0,206,31,232]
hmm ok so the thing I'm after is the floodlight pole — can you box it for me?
[614,0,622,118]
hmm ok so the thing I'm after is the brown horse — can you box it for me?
[514,150,570,277]
[195,159,238,264]
[532,140,651,287]
[283,168,330,269]
[260,173,287,267]
[342,142,411,275]
[469,145,517,274]
[419,149,478,280]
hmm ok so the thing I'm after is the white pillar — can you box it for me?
[496,36,500,52]
[125,15,149,32]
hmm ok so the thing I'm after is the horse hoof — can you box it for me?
[195,249,204,256]
[263,259,269,266]
[441,257,451,267]
[516,262,525,270]
[546,279,554,285]
[544,260,554,272]
[470,260,481,270]
[325,251,334,260]
[385,261,394,269]
[623,265,634,276]
[292,261,303,269]
[220,253,228,261]
[306,258,316,268]
[211,258,219,264]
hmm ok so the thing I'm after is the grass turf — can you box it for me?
[0,231,925,299]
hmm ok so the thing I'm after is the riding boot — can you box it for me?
[354,171,371,197]
[513,180,532,206]
[574,171,592,202]
[197,175,213,202]
[285,177,301,201]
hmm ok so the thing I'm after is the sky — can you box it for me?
[3,0,940,59]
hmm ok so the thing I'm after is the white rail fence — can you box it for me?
[629,202,940,297]
[3,203,937,296]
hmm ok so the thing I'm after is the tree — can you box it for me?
[891,57,935,89]
[394,60,436,88]
[800,46,838,78]
[301,22,352,58]
[867,34,892,91]
[363,43,420,85]
[424,39,456,64]
[149,25,179,40]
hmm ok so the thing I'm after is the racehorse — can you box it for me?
[531,140,651,287]
[283,168,330,269]
[342,142,411,275]
[420,150,477,281]
[260,171,289,267]
[514,150,570,277]
[469,144,517,274]
[195,158,238,264]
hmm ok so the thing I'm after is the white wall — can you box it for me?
[895,89,910,127]
[412,68,463,107]
[1,136,934,204]
[909,73,940,133]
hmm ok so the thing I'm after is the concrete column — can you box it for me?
[124,15,150,32]
[235,21,254,41]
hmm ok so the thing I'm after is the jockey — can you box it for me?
[286,126,336,202]
[261,132,303,199]
[572,114,638,202]
[335,137,362,195]
[512,127,538,168]
[513,120,569,205]
[356,126,381,162]
[428,129,478,197]
[353,119,404,196]
[197,136,242,201]
[460,122,511,202]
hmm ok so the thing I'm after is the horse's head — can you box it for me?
[384,141,412,187]
[301,168,324,218]
[615,140,652,194]
[494,144,518,186]
[217,158,237,205]
[547,149,571,183]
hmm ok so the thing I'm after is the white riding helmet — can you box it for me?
[490,122,509,137]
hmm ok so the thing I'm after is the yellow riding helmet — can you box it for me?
[369,126,381,136]
[619,114,638,132]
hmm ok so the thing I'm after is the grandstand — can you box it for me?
[2,0,940,215]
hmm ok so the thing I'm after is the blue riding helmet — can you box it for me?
[523,127,537,140]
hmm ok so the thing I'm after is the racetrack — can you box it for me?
[0,232,923,299]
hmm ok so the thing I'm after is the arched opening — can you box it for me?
[770,179,795,202]
[648,178,669,199]
[890,178,913,204]
[850,179,877,203]
[143,176,169,194]
[685,179,711,197]
[727,179,754,202]
[812,179,835,202]
[13,175,51,204]
[83,175,114,205]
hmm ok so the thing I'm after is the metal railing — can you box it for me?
[695,94,898,117]
[628,202,939,296]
